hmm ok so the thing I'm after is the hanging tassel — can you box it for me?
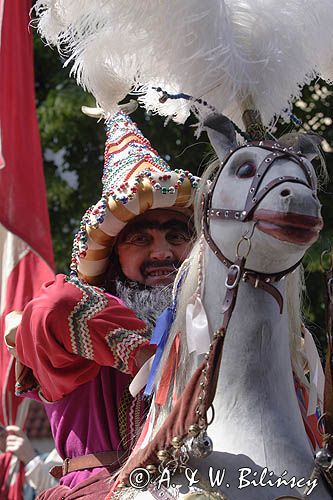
[303,326,325,416]
[144,306,174,397]
[186,295,210,356]
[155,333,180,406]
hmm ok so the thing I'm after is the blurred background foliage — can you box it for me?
[33,36,333,355]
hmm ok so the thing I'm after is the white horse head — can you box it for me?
[204,113,322,275]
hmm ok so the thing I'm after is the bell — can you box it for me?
[157,449,171,462]
[146,464,158,475]
[171,436,184,449]
[190,430,213,458]
[315,448,333,470]
[188,424,201,437]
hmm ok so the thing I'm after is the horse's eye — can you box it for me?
[236,162,256,178]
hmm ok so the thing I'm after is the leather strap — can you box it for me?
[323,265,333,448]
[49,451,124,479]
[245,274,283,314]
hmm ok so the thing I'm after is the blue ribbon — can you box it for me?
[144,306,174,396]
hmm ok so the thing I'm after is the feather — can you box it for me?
[33,0,333,128]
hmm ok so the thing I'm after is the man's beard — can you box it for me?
[115,279,173,337]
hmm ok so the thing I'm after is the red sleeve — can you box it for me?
[16,275,154,401]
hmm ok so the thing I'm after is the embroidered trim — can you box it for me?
[68,277,108,359]
[15,381,39,396]
[118,387,133,450]
[128,393,143,450]
[105,327,148,372]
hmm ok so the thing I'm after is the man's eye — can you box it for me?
[125,234,150,245]
[167,232,190,244]
[236,162,256,178]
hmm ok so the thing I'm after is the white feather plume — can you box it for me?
[33,0,333,127]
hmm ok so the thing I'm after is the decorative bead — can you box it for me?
[161,187,168,194]
[146,464,158,474]
[188,424,201,437]
[315,448,332,470]
[157,449,171,462]
[171,436,184,449]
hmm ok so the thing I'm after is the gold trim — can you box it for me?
[86,226,115,247]
[108,199,135,223]
[132,161,153,178]
[84,247,112,261]
[174,178,192,207]
[138,178,154,213]
[106,134,137,155]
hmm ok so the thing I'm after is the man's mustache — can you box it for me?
[140,259,180,275]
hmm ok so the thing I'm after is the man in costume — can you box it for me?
[9,111,200,498]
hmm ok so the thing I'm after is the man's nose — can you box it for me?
[149,236,173,260]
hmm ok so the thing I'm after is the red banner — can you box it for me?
[0,1,55,497]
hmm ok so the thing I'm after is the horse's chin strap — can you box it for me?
[203,217,302,314]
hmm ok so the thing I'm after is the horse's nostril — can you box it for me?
[280,189,291,197]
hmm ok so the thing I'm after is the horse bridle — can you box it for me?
[203,140,317,314]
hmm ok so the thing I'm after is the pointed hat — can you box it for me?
[71,111,200,285]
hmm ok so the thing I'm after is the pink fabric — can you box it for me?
[37,470,113,499]
[39,366,140,488]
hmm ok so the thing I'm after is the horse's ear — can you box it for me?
[203,114,237,162]
[279,132,322,161]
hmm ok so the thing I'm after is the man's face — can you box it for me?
[116,209,193,286]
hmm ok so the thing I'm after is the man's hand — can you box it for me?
[5,426,37,465]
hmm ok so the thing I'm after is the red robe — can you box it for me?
[15,275,155,497]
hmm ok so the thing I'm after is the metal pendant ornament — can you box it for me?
[190,430,213,458]
[315,446,333,490]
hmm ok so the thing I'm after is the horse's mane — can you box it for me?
[152,158,311,432]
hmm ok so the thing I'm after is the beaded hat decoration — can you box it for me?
[71,111,200,285]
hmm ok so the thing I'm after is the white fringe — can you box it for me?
[33,0,333,128]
